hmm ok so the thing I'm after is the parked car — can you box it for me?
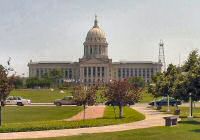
[149,97,182,106]
[3,96,31,106]
[105,100,135,106]
[54,96,77,106]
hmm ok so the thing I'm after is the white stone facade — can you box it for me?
[28,16,162,85]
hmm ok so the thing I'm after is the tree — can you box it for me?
[148,64,180,98]
[12,76,24,89]
[26,77,51,88]
[0,65,14,126]
[174,50,200,102]
[48,69,63,87]
[72,85,98,120]
[128,77,145,89]
[104,80,142,118]
[148,72,165,98]
[148,50,200,112]
[183,50,199,72]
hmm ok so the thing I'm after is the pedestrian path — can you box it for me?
[66,106,105,121]
[0,105,172,140]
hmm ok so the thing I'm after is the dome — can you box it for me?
[86,27,106,39]
[83,15,108,59]
[85,15,106,42]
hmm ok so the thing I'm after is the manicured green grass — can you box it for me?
[2,106,82,123]
[139,90,154,103]
[10,89,72,103]
[0,106,144,133]
[27,119,200,140]
[159,106,200,118]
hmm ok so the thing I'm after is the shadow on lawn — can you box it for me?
[179,120,200,125]
[179,120,200,133]
[191,129,200,133]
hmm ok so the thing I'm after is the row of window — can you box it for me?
[118,68,155,78]
[84,67,105,77]
[35,68,73,79]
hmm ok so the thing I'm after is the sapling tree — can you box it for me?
[0,59,15,126]
[104,80,142,118]
[72,85,98,120]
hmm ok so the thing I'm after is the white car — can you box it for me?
[4,96,31,106]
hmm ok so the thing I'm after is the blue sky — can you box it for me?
[0,0,200,76]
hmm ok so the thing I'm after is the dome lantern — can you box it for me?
[94,15,99,28]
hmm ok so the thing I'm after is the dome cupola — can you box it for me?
[83,15,108,59]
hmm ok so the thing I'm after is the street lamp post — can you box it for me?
[167,94,170,112]
[188,92,193,119]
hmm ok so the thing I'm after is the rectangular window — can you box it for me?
[139,68,141,77]
[40,69,43,76]
[151,68,154,75]
[130,68,133,77]
[102,67,104,77]
[69,68,72,79]
[88,67,91,77]
[93,67,96,77]
[36,69,39,77]
[65,69,68,78]
[147,68,150,78]
[122,68,125,78]
[143,69,145,77]
[97,67,100,77]
[126,68,129,77]
[118,68,121,78]
[90,48,92,54]
[44,68,47,74]
[84,67,87,77]
[135,69,137,77]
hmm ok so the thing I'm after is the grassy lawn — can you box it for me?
[2,106,82,123]
[0,106,144,133]
[10,89,72,103]
[139,90,154,103]
[159,106,200,118]
[27,119,200,140]
[10,89,155,104]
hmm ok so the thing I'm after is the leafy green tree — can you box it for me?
[148,72,165,98]
[128,77,145,89]
[72,85,98,120]
[48,69,63,87]
[149,50,200,105]
[104,80,142,118]
[12,76,24,89]
[183,50,199,72]
[0,65,14,126]
[148,64,180,98]
[26,77,51,88]
[174,50,200,102]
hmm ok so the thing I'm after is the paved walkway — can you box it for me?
[0,105,173,140]
[66,106,105,121]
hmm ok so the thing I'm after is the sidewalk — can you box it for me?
[66,106,105,121]
[0,105,172,140]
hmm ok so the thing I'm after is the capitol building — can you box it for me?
[28,16,162,85]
